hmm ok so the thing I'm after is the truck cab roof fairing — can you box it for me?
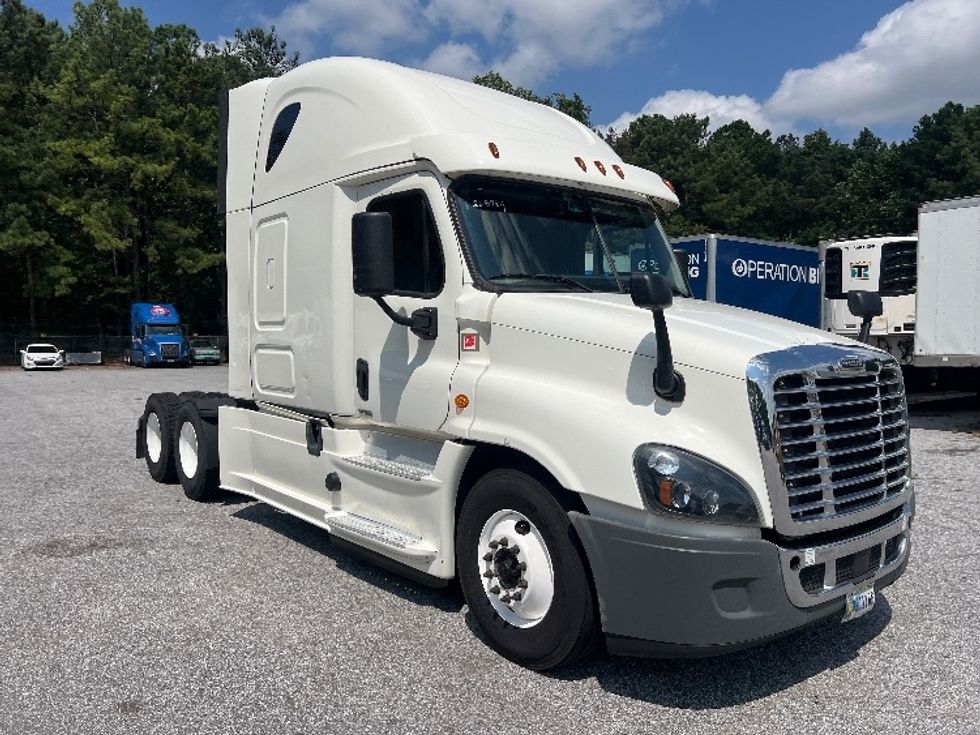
[240,57,678,210]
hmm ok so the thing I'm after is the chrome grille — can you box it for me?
[161,343,180,359]
[747,344,913,536]
[773,363,908,523]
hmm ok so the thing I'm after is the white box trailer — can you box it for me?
[915,197,980,366]
[821,196,980,369]
[135,57,913,669]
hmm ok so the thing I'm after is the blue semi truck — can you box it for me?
[129,302,192,367]
[666,234,822,327]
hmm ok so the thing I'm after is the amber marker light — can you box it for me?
[657,478,674,507]
[612,164,625,179]
[454,394,470,410]
[488,142,500,159]
[662,178,676,193]
[574,156,587,171]
[594,160,607,175]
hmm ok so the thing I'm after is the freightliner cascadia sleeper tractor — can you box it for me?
[136,58,913,670]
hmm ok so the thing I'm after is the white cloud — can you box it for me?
[606,89,780,133]
[270,0,684,88]
[766,0,980,126]
[606,0,980,135]
[419,41,485,80]
[270,0,424,57]
[426,0,675,87]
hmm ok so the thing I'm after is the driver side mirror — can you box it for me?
[352,211,395,296]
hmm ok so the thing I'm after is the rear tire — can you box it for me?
[174,400,220,502]
[457,468,600,670]
[142,393,179,483]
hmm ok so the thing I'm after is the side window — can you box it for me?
[265,102,301,172]
[367,191,445,297]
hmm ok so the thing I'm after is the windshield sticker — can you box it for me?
[472,199,506,211]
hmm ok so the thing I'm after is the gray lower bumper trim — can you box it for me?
[569,511,910,654]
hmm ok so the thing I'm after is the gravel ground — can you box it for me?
[1,365,978,735]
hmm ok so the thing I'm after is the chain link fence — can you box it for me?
[3,334,228,366]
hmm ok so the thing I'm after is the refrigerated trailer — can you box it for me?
[135,57,913,669]
[821,196,980,369]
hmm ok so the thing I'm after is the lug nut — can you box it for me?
[510,545,520,555]
[511,591,523,602]
[499,538,509,547]
[501,594,512,603]
[489,541,499,549]
[517,580,528,588]
[483,570,495,578]
[483,552,493,562]
[519,561,527,570]
[489,585,500,595]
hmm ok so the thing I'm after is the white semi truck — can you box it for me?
[136,57,913,669]
[821,196,980,370]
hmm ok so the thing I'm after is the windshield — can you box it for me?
[146,325,181,336]
[28,345,58,353]
[451,177,689,295]
[191,339,216,348]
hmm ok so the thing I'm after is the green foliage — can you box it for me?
[1,5,978,333]
[473,71,592,126]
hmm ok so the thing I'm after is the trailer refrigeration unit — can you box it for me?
[670,234,822,327]
[822,196,980,370]
[135,58,913,670]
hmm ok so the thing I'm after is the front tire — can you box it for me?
[142,393,179,483]
[174,400,220,502]
[457,468,599,670]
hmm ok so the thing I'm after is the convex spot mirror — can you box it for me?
[352,211,395,296]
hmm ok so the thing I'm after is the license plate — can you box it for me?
[843,587,876,622]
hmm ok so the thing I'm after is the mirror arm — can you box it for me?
[652,310,686,402]
[372,296,438,340]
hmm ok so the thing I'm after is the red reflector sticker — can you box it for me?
[461,333,480,352]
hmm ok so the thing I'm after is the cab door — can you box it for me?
[351,172,463,431]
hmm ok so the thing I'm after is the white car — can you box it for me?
[21,343,66,370]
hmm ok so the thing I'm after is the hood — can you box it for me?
[490,292,856,380]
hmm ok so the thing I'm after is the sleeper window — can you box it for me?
[265,102,301,172]
[367,191,445,297]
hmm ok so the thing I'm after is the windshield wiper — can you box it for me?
[488,273,593,292]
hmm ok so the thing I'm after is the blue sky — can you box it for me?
[27,0,980,141]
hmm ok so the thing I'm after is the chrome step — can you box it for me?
[323,511,437,558]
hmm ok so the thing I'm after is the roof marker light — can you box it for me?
[488,142,500,159]
[594,160,607,175]
[612,164,625,179]
[574,156,587,172]
[662,178,676,193]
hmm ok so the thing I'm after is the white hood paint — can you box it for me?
[490,292,851,380]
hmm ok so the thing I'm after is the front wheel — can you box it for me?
[457,468,600,670]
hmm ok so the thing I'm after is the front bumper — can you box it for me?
[569,499,912,658]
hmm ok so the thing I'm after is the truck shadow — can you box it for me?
[539,599,892,707]
[907,396,980,435]
[230,502,465,614]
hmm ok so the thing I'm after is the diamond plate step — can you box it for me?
[341,454,435,481]
[323,511,437,558]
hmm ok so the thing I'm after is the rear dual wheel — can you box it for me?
[142,393,179,482]
[174,400,220,502]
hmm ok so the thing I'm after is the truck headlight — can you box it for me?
[633,444,760,526]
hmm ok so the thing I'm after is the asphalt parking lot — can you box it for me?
[1,365,978,734]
